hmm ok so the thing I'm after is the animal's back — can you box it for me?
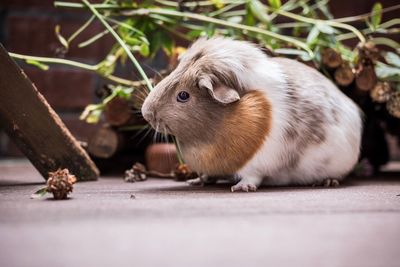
[242,57,362,185]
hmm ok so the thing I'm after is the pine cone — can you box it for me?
[46,168,77,200]
[173,164,197,181]
[370,82,392,103]
[124,162,147,182]
[387,91,400,118]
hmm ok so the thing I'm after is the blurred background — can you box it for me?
[0,0,399,175]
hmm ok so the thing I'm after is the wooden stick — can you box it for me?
[0,44,99,181]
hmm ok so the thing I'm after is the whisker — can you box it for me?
[164,129,175,167]
[132,91,147,101]
[141,62,163,78]
[153,123,160,144]
[130,110,143,115]
[133,126,152,146]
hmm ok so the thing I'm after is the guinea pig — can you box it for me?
[141,37,362,192]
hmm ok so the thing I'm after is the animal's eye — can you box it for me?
[177,91,190,103]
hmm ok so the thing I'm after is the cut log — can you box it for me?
[356,63,377,91]
[104,95,147,127]
[87,126,124,158]
[104,96,133,126]
[0,44,99,180]
[334,63,355,87]
[321,48,342,69]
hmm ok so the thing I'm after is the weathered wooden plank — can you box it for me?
[0,44,99,180]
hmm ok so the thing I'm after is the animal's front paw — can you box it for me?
[312,178,340,187]
[186,177,204,186]
[231,182,258,192]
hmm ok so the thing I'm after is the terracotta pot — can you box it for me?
[145,143,179,173]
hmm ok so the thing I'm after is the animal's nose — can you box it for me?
[142,109,155,123]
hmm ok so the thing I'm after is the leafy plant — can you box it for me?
[8,0,400,121]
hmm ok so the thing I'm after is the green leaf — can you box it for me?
[97,54,116,77]
[149,31,163,57]
[55,25,69,49]
[245,2,257,26]
[114,86,134,100]
[26,59,49,71]
[316,22,335,35]
[317,1,334,20]
[371,3,382,29]
[268,0,281,9]
[30,187,48,199]
[187,30,203,38]
[159,33,174,56]
[80,104,104,124]
[306,26,320,45]
[139,43,150,57]
[274,48,309,56]
[375,62,400,81]
[125,36,142,46]
[205,24,216,38]
[149,14,177,25]
[211,0,224,9]
[86,109,102,124]
[227,16,243,24]
[384,52,400,68]
[249,0,270,24]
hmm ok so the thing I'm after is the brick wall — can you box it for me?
[0,0,114,156]
[0,0,399,159]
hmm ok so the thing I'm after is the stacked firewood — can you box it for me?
[87,86,149,160]
[321,43,399,118]
[320,43,400,172]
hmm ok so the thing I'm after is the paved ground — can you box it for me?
[0,160,399,267]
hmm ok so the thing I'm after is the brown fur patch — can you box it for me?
[182,91,272,175]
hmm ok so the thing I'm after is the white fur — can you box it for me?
[191,38,362,187]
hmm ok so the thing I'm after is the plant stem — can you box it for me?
[78,25,116,48]
[9,52,145,86]
[275,9,366,43]
[155,0,246,8]
[81,0,153,91]
[104,17,147,38]
[66,0,111,44]
[172,136,184,165]
[274,22,309,29]
[209,3,243,17]
[336,19,400,41]
[122,8,314,57]
[10,52,98,70]
[219,10,246,17]
[55,1,120,9]
[155,22,192,41]
[68,16,95,43]
[334,4,400,23]
[372,38,400,51]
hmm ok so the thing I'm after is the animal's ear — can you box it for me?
[198,78,240,105]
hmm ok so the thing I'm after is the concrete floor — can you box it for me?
[0,160,399,267]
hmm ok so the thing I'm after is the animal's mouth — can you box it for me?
[149,119,172,135]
